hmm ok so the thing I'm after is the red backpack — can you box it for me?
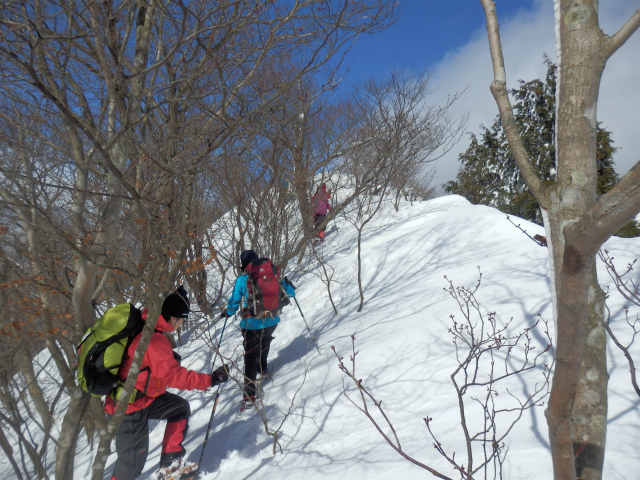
[243,258,290,319]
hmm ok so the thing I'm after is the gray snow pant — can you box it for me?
[110,392,190,480]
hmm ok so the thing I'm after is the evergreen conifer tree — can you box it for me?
[445,59,636,235]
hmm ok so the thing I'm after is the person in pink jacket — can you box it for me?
[311,183,331,242]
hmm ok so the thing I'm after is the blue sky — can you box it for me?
[346,0,536,82]
[341,0,640,188]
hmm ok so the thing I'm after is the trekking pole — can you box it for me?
[195,313,230,477]
[293,297,321,355]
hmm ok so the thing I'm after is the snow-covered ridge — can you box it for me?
[5,194,639,479]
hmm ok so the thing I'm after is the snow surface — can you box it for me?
[12,194,640,480]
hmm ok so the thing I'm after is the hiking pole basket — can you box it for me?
[293,297,321,355]
[195,313,230,477]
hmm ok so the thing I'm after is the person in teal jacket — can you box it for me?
[220,250,296,410]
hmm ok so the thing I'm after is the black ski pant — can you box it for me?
[110,392,190,480]
[313,214,327,234]
[241,324,277,399]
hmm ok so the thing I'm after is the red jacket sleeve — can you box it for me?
[146,333,211,392]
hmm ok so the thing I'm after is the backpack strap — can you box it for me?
[109,365,151,403]
[109,386,145,404]
[76,326,96,353]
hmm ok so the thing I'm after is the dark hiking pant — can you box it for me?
[110,392,190,480]
[241,324,277,399]
[313,214,327,235]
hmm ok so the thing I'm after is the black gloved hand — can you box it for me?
[219,311,231,320]
[283,276,296,290]
[211,364,230,386]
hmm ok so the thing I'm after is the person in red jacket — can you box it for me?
[105,285,229,480]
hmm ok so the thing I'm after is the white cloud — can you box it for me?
[598,2,640,177]
[429,0,639,187]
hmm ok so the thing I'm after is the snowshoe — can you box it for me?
[237,394,266,417]
[156,459,198,480]
[240,395,257,412]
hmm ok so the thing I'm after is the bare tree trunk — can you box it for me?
[357,227,365,312]
[571,271,607,480]
[91,168,196,479]
[44,337,74,390]
[16,343,50,431]
[55,386,89,479]
[86,397,109,448]
[312,248,339,315]
[479,2,640,479]
[0,427,23,480]
[89,309,161,480]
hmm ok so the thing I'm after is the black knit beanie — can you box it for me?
[240,250,258,271]
[161,285,190,319]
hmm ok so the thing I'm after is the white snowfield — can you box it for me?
[9,194,640,480]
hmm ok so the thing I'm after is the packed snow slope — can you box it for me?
[72,194,638,480]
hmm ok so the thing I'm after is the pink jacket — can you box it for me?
[312,184,331,215]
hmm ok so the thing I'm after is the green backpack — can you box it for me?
[76,303,145,401]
